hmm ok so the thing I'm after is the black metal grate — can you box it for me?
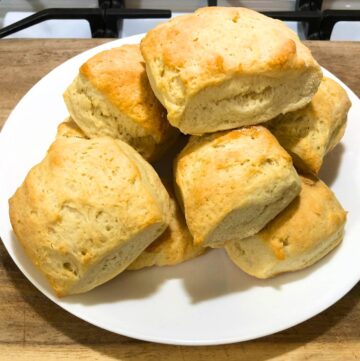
[0,0,359,40]
[0,0,171,38]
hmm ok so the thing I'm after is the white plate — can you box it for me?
[0,34,360,346]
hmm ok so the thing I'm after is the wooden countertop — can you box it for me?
[0,39,359,360]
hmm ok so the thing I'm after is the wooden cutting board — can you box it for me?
[0,39,359,360]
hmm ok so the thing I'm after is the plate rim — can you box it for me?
[0,34,360,346]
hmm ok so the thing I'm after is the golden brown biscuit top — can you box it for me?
[80,44,168,140]
[141,7,320,93]
[266,77,351,173]
[310,78,351,132]
[177,126,292,176]
[260,175,347,260]
[298,77,351,158]
[10,135,165,257]
[175,126,296,244]
[283,77,350,135]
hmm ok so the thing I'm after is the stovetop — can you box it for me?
[0,0,359,41]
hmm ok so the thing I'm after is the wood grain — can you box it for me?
[0,39,359,361]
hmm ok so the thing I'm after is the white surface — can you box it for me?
[331,22,360,41]
[0,0,98,11]
[323,0,360,10]
[121,12,187,38]
[3,3,360,40]
[1,11,303,39]
[123,0,296,11]
[3,0,360,12]
[0,34,360,346]
[3,12,91,38]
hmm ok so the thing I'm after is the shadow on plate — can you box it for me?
[10,228,343,306]
[319,143,345,186]
[64,243,342,306]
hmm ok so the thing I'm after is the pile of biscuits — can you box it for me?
[9,7,351,297]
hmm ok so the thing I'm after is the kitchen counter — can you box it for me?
[0,39,359,360]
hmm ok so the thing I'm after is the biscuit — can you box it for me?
[128,181,206,270]
[174,126,301,248]
[9,135,170,296]
[225,175,347,278]
[56,118,86,138]
[64,44,178,161]
[141,7,322,135]
[266,77,351,173]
